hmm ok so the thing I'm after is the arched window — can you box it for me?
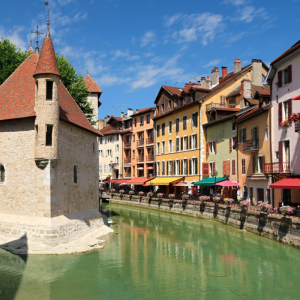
[73,165,77,184]
[0,165,5,183]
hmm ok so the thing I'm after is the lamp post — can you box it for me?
[213,170,218,197]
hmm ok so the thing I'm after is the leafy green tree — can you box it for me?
[0,38,29,85]
[56,52,96,125]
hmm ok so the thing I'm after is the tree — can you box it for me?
[56,52,96,125]
[0,38,29,85]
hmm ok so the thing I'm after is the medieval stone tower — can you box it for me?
[33,36,60,165]
[84,74,102,129]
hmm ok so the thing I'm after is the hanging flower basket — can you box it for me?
[224,198,234,206]
[280,206,295,216]
[147,192,154,199]
[289,113,300,123]
[199,196,210,204]
[119,190,125,200]
[182,194,189,202]
[157,193,164,200]
[259,202,272,213]
[213,197,221,203]
[240,200,249,210]
[138,191,144,196]
[168,194,175,200]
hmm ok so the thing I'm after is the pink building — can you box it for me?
[266,41,300,206]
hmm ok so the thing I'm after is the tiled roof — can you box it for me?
[162,85,182,96]
[226,83,270,99]
[257,90,270,96]
[214,107,240,111]
[245,98,259,105]
[132,107,155,116]
[0,50,102,137]
[271,40,300,64]
[0,53,38,121]
[99,124,123,135]
[197,65,252,102]
[84,74,102,93]
[33,37,60,77]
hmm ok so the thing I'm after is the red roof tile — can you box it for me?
[257,90,270,96]
[33,37,60,77]
[0,51,102,137]
[84,74,102,93]
[271,40,300,64]
[132,107,155,116]
[163,85,182,96]
[99,124,123,135]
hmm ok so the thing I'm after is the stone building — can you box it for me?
[0,23,104,246]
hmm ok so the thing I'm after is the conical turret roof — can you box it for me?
[33,36,60,77]
[84,74,102,93]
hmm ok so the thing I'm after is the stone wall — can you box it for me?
[108,196,300,249]
[51,120,99,217]
[0,118,51,217]
[87,92,99,129]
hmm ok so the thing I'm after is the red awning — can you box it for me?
[270,177,300,189]
[291,95,300,100]
[147,167,154,170]
[110,179,130,184]
[126,177,151,185]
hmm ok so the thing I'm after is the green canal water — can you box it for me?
[1,203,300,300]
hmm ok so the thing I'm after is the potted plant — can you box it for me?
[168,194,175,200]
[129,190,134,200]
[147,192,154,202]
[259,202,272,213]
[157,193,164,200]
[213,196,221,204]
[110,188,115,198]
[119,189,125,200]
[182,194,189,203]
[199,196,210,204]
[224,198,234,206]
[273,207,278,214]
[240,200,249,211]
[280,206,295,217]
[280,119,289,127]
[138,191,144,202]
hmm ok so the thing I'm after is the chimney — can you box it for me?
[211,67,219,86]
[241,79,252,99]
[221,66,227,77]
[234,59,241,74]
[197,80,201,85]
[121,111,124,118]
[127,108,133,116]
[251,59,263,85]
[136,108,139,113]
[201,76,207,88]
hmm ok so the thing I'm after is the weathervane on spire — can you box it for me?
[31,26,44,53]
[45,1,52,37]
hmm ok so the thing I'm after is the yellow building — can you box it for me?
[198,59,269,178]
[150,84,210,193]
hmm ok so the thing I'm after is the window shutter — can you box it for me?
[278,102,282,124]
[232,160,235,175]
[206,142,209,153]
[189,135,192,149]
[279,141,283,172]
[288,65,292,83]
[253,156,256,173]
[166,161,169,175]
[195,159,198,174]
[288,99,292,117]
[189,159,192,174]
[214,140,217,153]
[174,161,176,175]
[213,162,216,173]
[223,161,226,176]
[181,137,183,150]
[261,156,265,173]
[227,161,230,175]
[181,160,183,175]
[195,135,198,148]
[202,162,209,176]
[278,70,282,88]
[229,138,232,151]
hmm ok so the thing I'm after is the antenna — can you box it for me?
[118,104,128,112]
[192,76,198,82]
[154,89,158,96]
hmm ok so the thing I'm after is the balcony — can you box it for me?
[243,139,259,152]
[146,155,154,161]
[146,138,154,144]
[110,163,119,170]
[206,103,237,111]
[124,158,131,164]
[137,156,144,162]
[137,140,144,147]
[264,162,290,174]
[295,121,300,133]
[124,142,131,148]
[124,172,131,178]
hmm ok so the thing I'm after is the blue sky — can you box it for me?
[1,0,299,119]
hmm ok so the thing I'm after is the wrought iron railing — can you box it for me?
[146,155,154,161]
[137,156,144,162]
[243,139,259,152]
[146,138,154,144]
[295,121,300,133]
[206,103,237,111]
[124,142,131,148]
[124,158,131,163]
[137,140,144,146]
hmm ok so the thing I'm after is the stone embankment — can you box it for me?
[107,195,300,249]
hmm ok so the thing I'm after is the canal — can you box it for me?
[1,202,300,299]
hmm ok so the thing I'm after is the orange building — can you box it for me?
[122,107,155,180]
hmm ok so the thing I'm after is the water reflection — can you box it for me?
[0,204,300,300]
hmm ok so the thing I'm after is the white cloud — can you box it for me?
[56,0,74,5]
[140,31,156,47]
[96,75,132,87]
[0,26,27,50]
[239,6,256,23]
[111,50,140,61]
[203,59,221,68]
[166,13,223,45]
